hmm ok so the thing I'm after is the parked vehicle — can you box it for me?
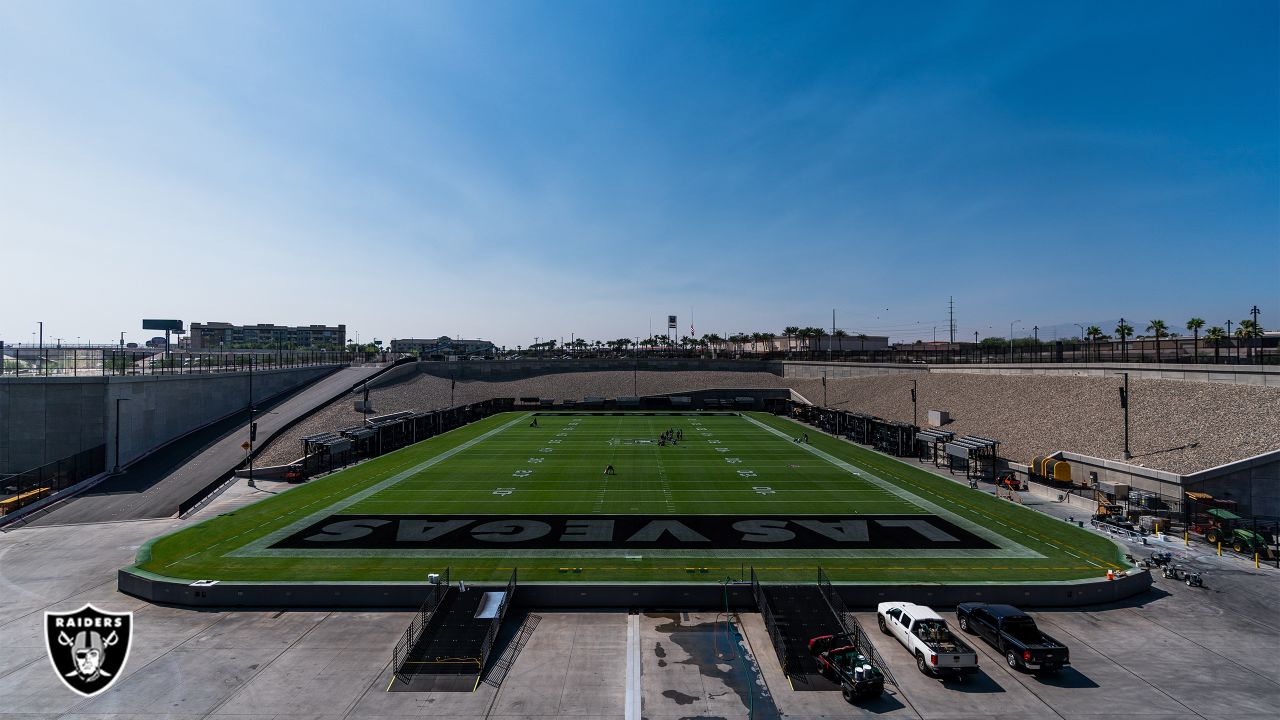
[955,603,1070,674]
[1202,508,1271,557]
[876,602,979,679]
[1139,551,1174,568]
[808,634,885,702]
[1162,565,1204,587]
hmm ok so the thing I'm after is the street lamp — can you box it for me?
[1009,320,1020,360]
[113,397,130,473]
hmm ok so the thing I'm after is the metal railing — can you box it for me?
[476,569,518,680]
[0,346,404,377]
[483,612,541,688]
[817,567,896,687]
[0,445,106,517]
[391,567,451,682]
[750,567,792,678]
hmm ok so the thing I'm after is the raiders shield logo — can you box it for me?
[44,605,133,697]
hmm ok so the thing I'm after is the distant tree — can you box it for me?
[857,333,869,352]
[1236,319,1261,361]
[1204,326,1227,364]
[1086,325,1103,361]
[1115,321,1134,361]
[784,326,799,356]
[1185,318,1205,361]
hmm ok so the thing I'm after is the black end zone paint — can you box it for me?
[270,514,997,551]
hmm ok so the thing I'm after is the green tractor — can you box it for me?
[1203,508,1270,556]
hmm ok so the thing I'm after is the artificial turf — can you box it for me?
[133,411,1125,584]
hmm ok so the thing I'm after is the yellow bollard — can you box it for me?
[1217,542,1221,556]
[1256,553,1260,569]
[1184,531,1189,547]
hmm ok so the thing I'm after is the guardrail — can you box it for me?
[750,567,792,678]
[391,567,450,682]
[476,569,517,680]
[817,567,896,687]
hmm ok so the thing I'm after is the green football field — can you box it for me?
[132,412,1125,584]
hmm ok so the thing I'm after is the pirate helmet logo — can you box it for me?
[44,605,132,697]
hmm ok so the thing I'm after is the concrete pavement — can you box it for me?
[26,364,386,525]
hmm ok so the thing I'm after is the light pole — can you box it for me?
[1119,372,1131,459]
[38,321,44,376]
[247,355,256,488]
[1250,305,1261,364]
[910,379,918,427]
[113,397,130,473]
[1009,320,1020,360]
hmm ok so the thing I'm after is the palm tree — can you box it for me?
[760,331,776,354]
[1185,318,1204,362]
[1238,319,1262,362]
[1204,326,1227,364]
[1146,320,1168,363]
[1086,325,1103,361]
[833,329,848,355]
[857,333,869,352]
[1234,321,1256,362]
[784,326,800,357]
[810,327,828,358]
[1115,320,1134,361]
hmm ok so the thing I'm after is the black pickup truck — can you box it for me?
[955,603,1070,674]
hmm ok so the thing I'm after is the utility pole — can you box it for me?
[1226,320,1234,363]
[113,398,130,473]
[1119,372,1131,460]
[1009,320,1020,360]
[831,308,836,359]
[247,355,256,488]
[1033,325,1039,362]
[822,372,828,407]
[38,321,44,376]
[1250,305,1261,364]
[911,379,918,427]
[948,296,955,344]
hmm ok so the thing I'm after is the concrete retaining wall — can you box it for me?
[118,567,1151,610]
[927,362,1280,386]
[0,366,338,474]
[417,358,783,381]
[780,361,928,379]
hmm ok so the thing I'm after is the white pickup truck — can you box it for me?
[877,602,979,679]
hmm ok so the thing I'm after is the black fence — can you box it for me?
[750,567,792,678]
[392,567,451,683]
[476,569,518,681]
[0,445,106,517]
[817,568,896,687]
[301,399,515,477]
[0,346,398,377]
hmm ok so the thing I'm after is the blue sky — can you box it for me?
[1,1,1276,348]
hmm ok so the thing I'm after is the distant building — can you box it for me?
[391,336,497,355]
[188,322,346,350]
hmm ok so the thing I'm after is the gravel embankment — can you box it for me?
[256,370,1280,475]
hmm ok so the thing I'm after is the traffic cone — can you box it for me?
[1106,568,1115,581]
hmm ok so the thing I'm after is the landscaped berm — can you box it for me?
[131,412,1124,584]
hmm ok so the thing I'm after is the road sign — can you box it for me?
[241,441,251,450]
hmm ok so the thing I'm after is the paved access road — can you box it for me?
[27,364,387,526]
[1,471,1277,720]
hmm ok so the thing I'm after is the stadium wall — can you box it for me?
[118,567,1152,610]
[926,361,1280,386]
[0,366,338,474]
